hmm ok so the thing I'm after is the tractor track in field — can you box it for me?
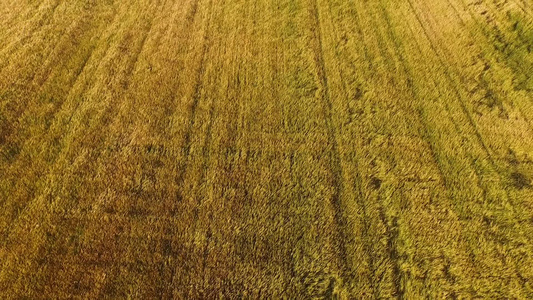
[307,0,352,285]
[366,0,515,296]
[397,0,533,291]
[165,0,214,294]
[405,0,497,168]
[0,0,163,288]
[322,0,403,296]
[411,0,533,283]
[407,0,525,206]
[0,0,129,159]
[356,2,412,297]
[148,0,213,296]
[175,0,213,189]
[402,1,529,232]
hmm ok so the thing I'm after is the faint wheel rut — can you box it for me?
[307,0,353,287]
[166,0,214,295]
[175,0,213,188]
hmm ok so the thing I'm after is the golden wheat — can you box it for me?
[1,0,532,298]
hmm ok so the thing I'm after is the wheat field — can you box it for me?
[1,0,532,298]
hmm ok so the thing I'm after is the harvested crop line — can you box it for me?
[1,0,532,298]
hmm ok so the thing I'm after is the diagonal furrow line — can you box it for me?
[0,0,161,262]
[405,0,529,218]
[445,0,533,130]
[395,0,500,212]
[405,0,497,168]
[388,0,531,290]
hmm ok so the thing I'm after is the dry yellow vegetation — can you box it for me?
[1,0,533,298]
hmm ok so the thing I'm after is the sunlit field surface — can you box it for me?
[1,0,532,298]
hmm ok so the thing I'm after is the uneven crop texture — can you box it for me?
[1,0,532,298]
